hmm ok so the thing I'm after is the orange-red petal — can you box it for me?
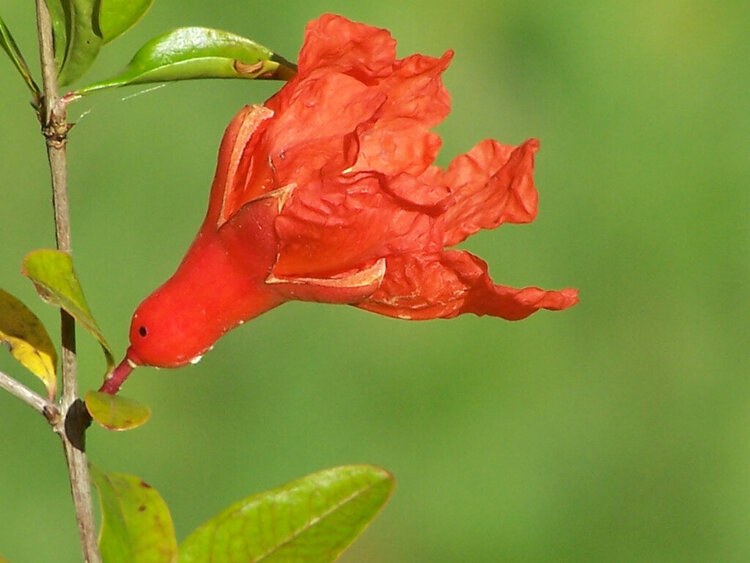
[296,14,396,80]
[348,51,453,178]
[441,138,540,247]
[272,174,442,278]
[358,251,578,320]
[265,72,385,172]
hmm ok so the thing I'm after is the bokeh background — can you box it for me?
[1,1,748,561]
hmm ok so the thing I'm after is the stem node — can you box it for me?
[42,119,73,148]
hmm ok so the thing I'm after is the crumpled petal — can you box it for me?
[349,51,453,178]
[263,21,457,280]
[296,14,396,80]
[272,174,442,278]
[381,52,453,127]
[351,118,442,178]
[441,138,539,247]
[265,72,385,174]
[358,251,578,320]
[380,171,453,215]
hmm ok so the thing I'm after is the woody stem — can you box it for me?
[35,1,101,561]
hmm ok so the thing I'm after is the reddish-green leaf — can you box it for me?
[85,390,151,431]
[99,0,154,44]
[22,249,114,374]
[57,0,103,86]
[0,288,57,399]
[179,465,394,563]
[90,464,177,562]
[72,27,296,98]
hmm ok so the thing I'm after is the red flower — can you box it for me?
[102,14,577,392]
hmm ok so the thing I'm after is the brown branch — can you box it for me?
[34,1,101,561]
[0,369,59,421]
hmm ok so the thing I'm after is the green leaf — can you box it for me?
[0,288,57,399]
[179,465,394,563]
[0,15,42,97]
[73,27,297,97]
[90,464,178,563]
[99,0,154,44]
[58,0,103,86]
[85,390,151,431]
[22,249,114,374]
[43,0,68,71]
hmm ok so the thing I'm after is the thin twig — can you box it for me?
[0,368,59,420]
[34,1,101,562]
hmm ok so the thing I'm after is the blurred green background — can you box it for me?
[1,1,748,561]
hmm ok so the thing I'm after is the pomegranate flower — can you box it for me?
[102,14,577,392]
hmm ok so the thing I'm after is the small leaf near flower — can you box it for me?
[0,288,57,399]
[22,249,114,375]
[90,464,177,561]
[72,27,296,98]
[85,390,151,431]
[179,464,394,562]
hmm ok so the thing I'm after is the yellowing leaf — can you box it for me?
[85,391,151,431]
[179,465,395,563]
[22,249,114,374]
[90,464,178,562]
[0,288,57,399]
